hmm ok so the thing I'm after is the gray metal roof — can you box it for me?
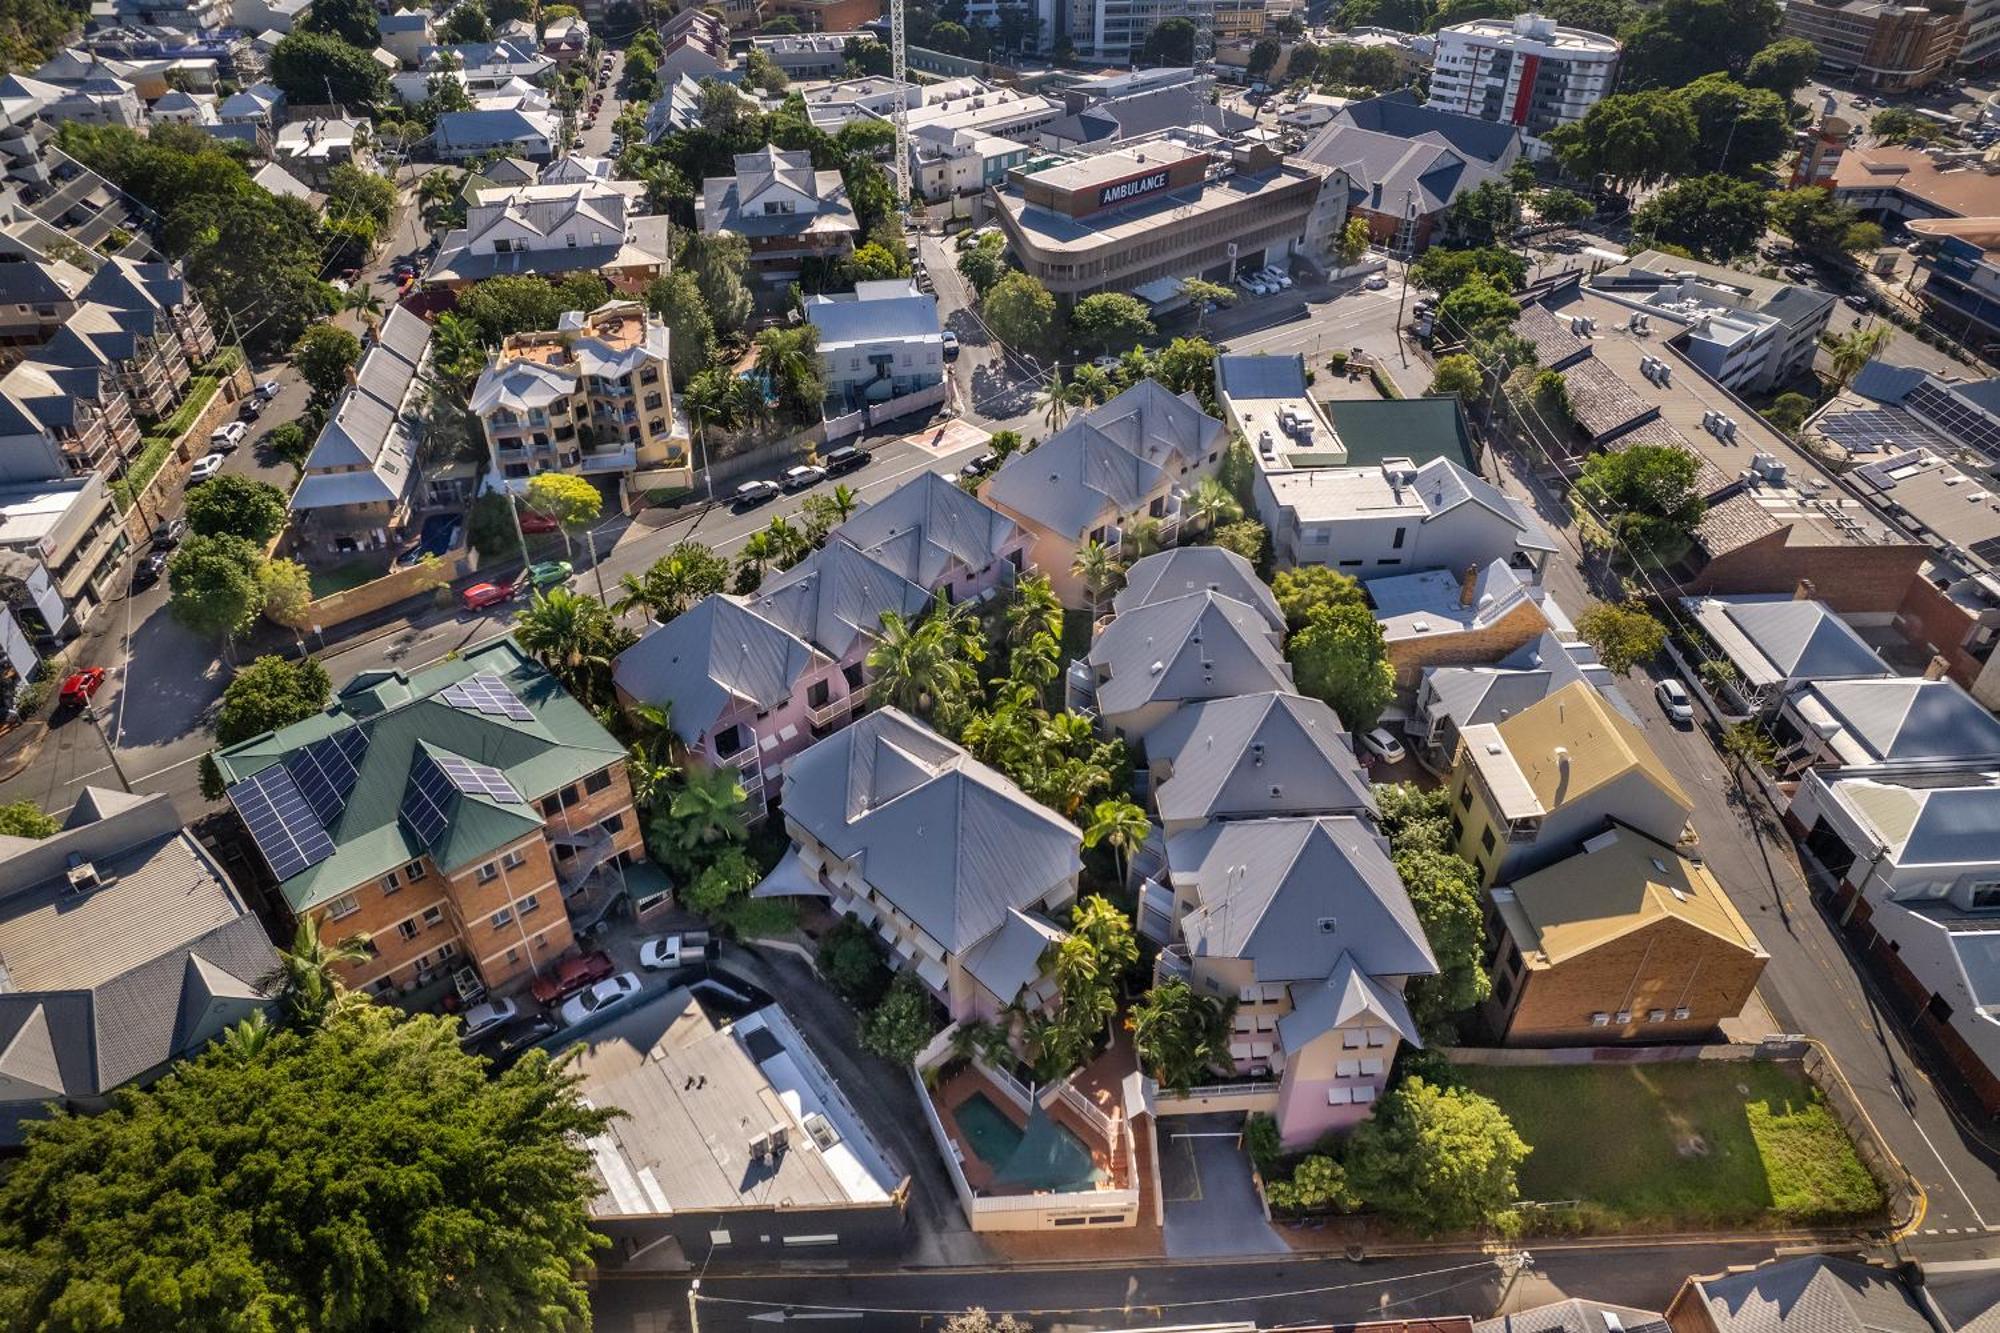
[831,470,1022,588]
[1144,691,1375,826]
[1114,546,1283,630]
[1278,952,1420,1050]
[1699,595,1889,687]
[1475,1299,1669,1333]
[1422,631,1611,729]
[1691,1258,1940,1333]
[1298,122,1498,216]
[805,285,941,348]
[1331,89,1521,163]
[746,538,931,661]
[1213,353,1307,401]
[984,378,1226,540]
[1167,815,1437,983]
[780,709,1081,955]
[958,908,1066,1005]
[1803,678,2000,765]
[1087,590,1293,720]
[1041,85,1250,146]
[613,595,826,743]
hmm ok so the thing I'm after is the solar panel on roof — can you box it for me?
[283,727,368,829]
[1816,408,1955,458]
[232,766,336,882]
[436,754,524,803]
[438,672,534,722]
[398,750,456,847]
[1907,382,2000,462]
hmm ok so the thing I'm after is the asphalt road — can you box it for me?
[593,1241,1794,1332]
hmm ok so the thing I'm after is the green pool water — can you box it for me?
[953,1091,1026,1168]
[950,1091,1107,1192]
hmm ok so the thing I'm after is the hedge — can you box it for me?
[111,436,176,512]
[202,346,244,377]
[153,376,222,440]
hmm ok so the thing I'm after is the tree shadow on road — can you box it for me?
[109,604,226,749]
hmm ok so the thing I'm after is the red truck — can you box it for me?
[530,950,615,1006]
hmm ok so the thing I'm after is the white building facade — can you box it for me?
[1425,14,1619,159]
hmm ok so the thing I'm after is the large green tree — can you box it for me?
[0,1005,611,1331]
[1068,292,1155,358]
[301,0,378,46]
[1346,1075,1531,1235]
[294,323,363,406]
[677,229,754,335]
[1576,601,1668,674]
[1410,246,1526,297]
[1287,602,1394,731]
[1395,848,1490,1040]
[1128,976,1233,1094]
[1140,15,1196,63]
[1435,274,1519,344]
[1742,36,1820,94]
[642,271,716,386]
[185,474,288,544]
[0,801,58,838]
[1672,74,1790,176]
[1617,0,1782,89]
[983,269,1060,358]
[1547,91,1697,194]
[1633,174,1770,262]
[216,655,333,745]
[268,30,391,107]
[1573,443,1707,565]
[167,534,266,640]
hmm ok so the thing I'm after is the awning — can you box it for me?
[623,861,673,905]
[751,846,828,899]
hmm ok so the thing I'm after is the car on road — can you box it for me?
[256,379,282,400]
[518,508,559,534]
[1363,274,1390,290]
[942,330,959,359]
[132,549,169,589]
[525,559,573,589]
[209,421,248,452]
[823,444,868,476]
[1656,677,1695,724]
[782,463,826,491]
[1091,354,1121,371]
[59,667,106,710]
[959,451,997,479]
[531,949,616,1005]
[238,396,264,421]
[460,581,513,611]
[734,478,780,507]
[639,931,715,970]
[1358,727,1406,764]
[559,972,643,1027]
[458,999,519,1043]
[150,517,188,549]
[1843,293,1872,312]
[187,453,225,484]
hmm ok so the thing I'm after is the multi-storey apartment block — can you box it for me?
[1425,13,1620,159]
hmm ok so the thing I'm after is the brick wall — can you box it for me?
[1496,918,1767,1045]
[1894,573,1982,688]
[1683,532,1927,614]
[1384,599,1549,690]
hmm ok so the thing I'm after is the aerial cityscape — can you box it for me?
[3,0,2000,1324]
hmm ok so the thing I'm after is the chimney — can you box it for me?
[1793,577,1817,601]
[343,362,359,386]
[1925,654,1951,681]
[1459,563,1480,608]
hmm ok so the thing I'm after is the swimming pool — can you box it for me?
[949,1091,1107,1193]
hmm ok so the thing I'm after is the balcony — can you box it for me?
[1155,942,1192,984]
[1137,878,1175,943]
[806,690,864,730]
[577,443,638,474]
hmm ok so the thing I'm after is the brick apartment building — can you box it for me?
[215,639,644,999]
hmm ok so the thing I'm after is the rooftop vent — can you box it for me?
[64,854,101,894]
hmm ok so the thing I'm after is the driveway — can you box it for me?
[1158,1113,1285,1258]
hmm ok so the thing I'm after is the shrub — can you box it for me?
[818,915,893,1007]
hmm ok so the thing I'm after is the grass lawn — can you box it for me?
[308,560,382,599]
[1456,1061,1884,1230]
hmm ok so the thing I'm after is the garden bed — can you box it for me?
[1455,1060,1884,1231]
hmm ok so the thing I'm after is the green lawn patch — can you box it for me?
[1456,1060,1884,1230]
[719,896,798,938]
[110,436,176,512]
[308,560,382,599]
[154,376,221,440]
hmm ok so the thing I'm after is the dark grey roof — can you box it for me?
[1422,630,1606,729]
[1332,89,1521,163]
[780,709,1081,954]
[1114,546,1282,629]
[614,594,826,743]
[1144,691,1375,825]
[985,379,1226,540]
[1513,303,1593,371]
[1214,353,1308,401]
[831,469,1022,588]
[1298,121,1499,216]
[1474,1298,1669,1333]
[1168,815,1437,983]
[1041,85,1250,146]
[1690,1258,1941,1333]
[1802,678,2000,765]
[1088,590,1293,721]
[746,538,930,660]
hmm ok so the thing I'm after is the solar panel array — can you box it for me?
[437,754,524,804]
[233,766,336,882]
[439,672,534,722]
[1817,408,1954,458]
[284,728,369,829]
[1907,382,2000,462]
[399,750,456,847]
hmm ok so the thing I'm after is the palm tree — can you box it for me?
[823,482,860,524]
[217,1010,274,1062]
[341,284,384,331]
[1009,630,1061,697]
[514,588,618,706]
[259,916,372,1027]
[1002,571,1063,646]
[1040,366,1071,431]
[736,528,778,589]
[1116,346,1154,389]
[612,542,727,622]
[1083,796,1151,887]
[1071,539,1123,623]
[1068,363,1115,409]
[867,602,979,719]
[430,312,486,382]
[763,515,809,570]
[1184,476,1243,537]
[1129,977,1233,1094]
[664,766,748,850]
[1827,324,1893,389]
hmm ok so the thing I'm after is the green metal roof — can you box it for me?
[214,637,627,913]
[1323,397,1480,471]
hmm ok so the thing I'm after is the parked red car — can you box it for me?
[518,510,559,534]
[460,582,513,611]
[59,667,106,709]
[530,950,616,1006]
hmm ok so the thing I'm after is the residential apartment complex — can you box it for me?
[698,147,861,287]
[1426,13,1620,158]
[469,300,692,502]
[0,473,127,636]
[429,178,673,292]
[1779,0,1963,91]
[0,789,279,1144]
[804,279,945,413]
[289,306,433,557]
[215,638,644,1000]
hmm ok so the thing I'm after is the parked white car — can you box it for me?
[209,421,248,450]
[1656,677,1695,724]
[1363,274,1390,290]
[1359,727,1407,763]
[559,972,643,1027]
[639,931,714,970]
[458,998,519,1043]
[256,379,282,399]
[187,453,226,484]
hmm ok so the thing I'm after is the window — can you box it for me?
[476,862,499,884]
[1971,880,2000,909]
[1480,826,1496,854]
[422,904,444,926]
[783,1234,840,1246]
[1459,784,1473,809]
[502,848,528,870]
[708,1230,732,1246]
[491,907,514,928]
[601,813,625,834]
[381,870,401,895]
[398,920,419,941]
[327,894,360,920]
[1613,1010,1631,1024]
[1648,1008,1665,1022]
[506,946,522,965]
[1673,1006,1691,1020]
[1392,526,1406,549]
[405,861,427,882]
[1590,1011,1610,1026]
[585,770,612,795]
[519,893,542,915]
[1342,1029,1364,1048]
